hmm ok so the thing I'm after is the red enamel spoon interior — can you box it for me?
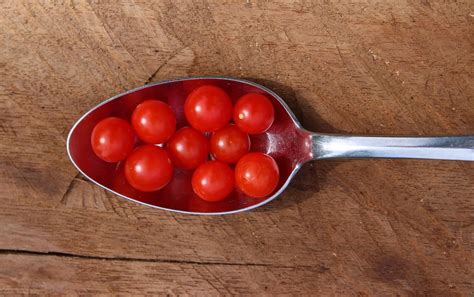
[67,77,474,215]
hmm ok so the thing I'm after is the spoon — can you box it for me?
[67,77,474,215]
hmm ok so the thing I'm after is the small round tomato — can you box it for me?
[131,100,176,144]
[235,152,279,198]
[167,127,209,169]
[124,145,173,192]
[91,117,135,162]
[210,124,250,163]
[184,85,232,132]
[233,93,274,134]
[111,162,141,198]
[192,161,234,202]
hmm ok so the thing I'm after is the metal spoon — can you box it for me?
[67,77,474,215]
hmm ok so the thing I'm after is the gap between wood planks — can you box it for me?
[0,249,330,272]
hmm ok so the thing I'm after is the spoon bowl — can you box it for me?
[67,77,311,214]
[67,77,474,215]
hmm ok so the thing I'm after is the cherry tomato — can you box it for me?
[235,152,279,198]
[167,127,209,169]
[233,93,274,134]
[131,100,176,144]
[210,124,250,163]
[184,85,232,132]
[111,162,141,198]
[192,161,234,202]
[124,145,173,192]
[91,117,135,162]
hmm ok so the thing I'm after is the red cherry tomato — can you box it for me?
[184,85,232,132]
[233,93,274,134]
[235,152,279,198]
[192,161,234,202]
[167,127,209,169]
[91,117,135,162]
[210,124,250,163]
[111,162,141,198]
[124,145,173,192]
[131,100,176,144]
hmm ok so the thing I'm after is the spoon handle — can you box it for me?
[311,134,474,161]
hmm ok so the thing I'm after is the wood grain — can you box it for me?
[0,1,473,295]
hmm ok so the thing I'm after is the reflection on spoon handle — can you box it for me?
[311,134,474,161]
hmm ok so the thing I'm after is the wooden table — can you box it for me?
[1,1,473,295]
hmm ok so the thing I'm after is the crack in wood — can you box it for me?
[58,173,94,205]
[144,47,187,84]
[74,174,92,183]
[59,173,81,205]
[0,249,330,272]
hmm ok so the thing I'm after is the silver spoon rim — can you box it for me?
[66,76,306,215]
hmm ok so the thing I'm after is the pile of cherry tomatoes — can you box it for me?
[91,85,279,202]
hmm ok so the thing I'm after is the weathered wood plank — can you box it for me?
[0,253,469,296]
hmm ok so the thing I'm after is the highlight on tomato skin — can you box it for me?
[191,160,234,202]
[210,124,250,164]
[91,117,135,163]
[235,152,280,198]
[167,126,210,169]
[233,93,275,134]
[124,145,174,192]
[131,100,176,144]
[184,85,233,132]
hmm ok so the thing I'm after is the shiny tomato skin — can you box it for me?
[192,161,234,202]
[124,145,173,192]
[91,117,135,162]
[167,127,209,169]
[131,100,176,144]
[233,93,274,134]
[184,85,232,132]
[235,152,279,198]
[210,124,250,164]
